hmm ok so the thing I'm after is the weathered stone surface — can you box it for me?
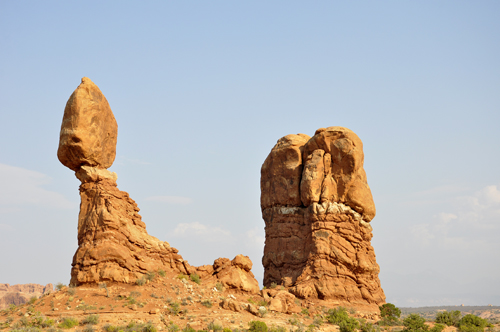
[58,77,118,171]
[261,126,385,309]
[212,255,260,293]
[261,134,311,209]
[0,284,53,309]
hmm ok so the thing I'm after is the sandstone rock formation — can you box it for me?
[261,127,385,308]
[59,78,258,292]
[0,283,53,309]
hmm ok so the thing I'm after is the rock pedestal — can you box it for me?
[261,127,385,307]
[59,78,259,291]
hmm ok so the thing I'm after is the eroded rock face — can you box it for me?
[60,78,259,292]
[261,127,385,308]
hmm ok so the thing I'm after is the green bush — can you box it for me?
[58,317,79,329]
[325,307,359,332]
[269,326,286,332]
[182,327,196,332]
[136,277,146,286]
[169,302,180,315]
[435,311,461,326]
[215,282,223,292]
[146,271,156,281]
[339,319,359,332]
[207,322,223,332]
[379,303,401,326]
[248,321,268,332]
[402,314,428,332]
[326,307,350,324]
[223,328,232,332]
[67,286,76,296]
[55,283,65,291]
[80,315,99,325]
[430,323,446,332]
[168,323,179,332]
[190,274,201,284]
[457,314,490,332]
[158,270,166,277]
[201,300,212,308]
[359,319,379,332]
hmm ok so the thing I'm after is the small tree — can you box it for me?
[457,314,490,332]
[379,303,401,326]
[403,314,428,332]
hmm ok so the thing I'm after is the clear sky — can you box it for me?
[1,1,499,307]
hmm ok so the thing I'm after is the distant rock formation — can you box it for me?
[0,283,53,309]
[261,127,385,307]
[58,78,258,292]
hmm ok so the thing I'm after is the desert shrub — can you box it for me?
[457,314,491,332]
[339,319,359,332]
[58,317,79,329]
[158,270,166,277]
[359,319,379,332]
[325,307,358,332]
[379,303,401,326]
[258,300,268,307]
[182,327,196,332]
[178,274,188,281]
[143,322,158,332]
[312,316,323,327]
[28,296,37,305]
[136,277,146,286]
[130,291,141,298]
[208,322,223,332]
[82,325,95,332]
[249,321,268,332]
[168,323,179,332]
[103,325,119,332]
[55,283,65,291]
[269,326,287,332]
[169,302,180,315]
[146,271,156,281]
[80,315,99,325]
[402,314,428,332]
[190,274,201,285]
[201,300,212,308]
[67,286,76,296]
[301,308,310,316]
[270,282,277,289]
[223,328,232,332]
[326,307,350,325]
[215,282,223,292]
[430,324,445,332]
[435,311,461,326]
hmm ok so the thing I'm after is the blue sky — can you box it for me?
[1,1,499,307]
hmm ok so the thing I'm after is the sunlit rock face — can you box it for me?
[261,127,385,308]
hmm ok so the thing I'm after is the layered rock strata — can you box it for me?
[261,127,385,307]
[59,78,258,290]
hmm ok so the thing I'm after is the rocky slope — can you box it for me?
[261,127,385,309]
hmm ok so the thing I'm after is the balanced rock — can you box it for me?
[59,78,260,291]
[58,77,117,171]
[261,127,385,309]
